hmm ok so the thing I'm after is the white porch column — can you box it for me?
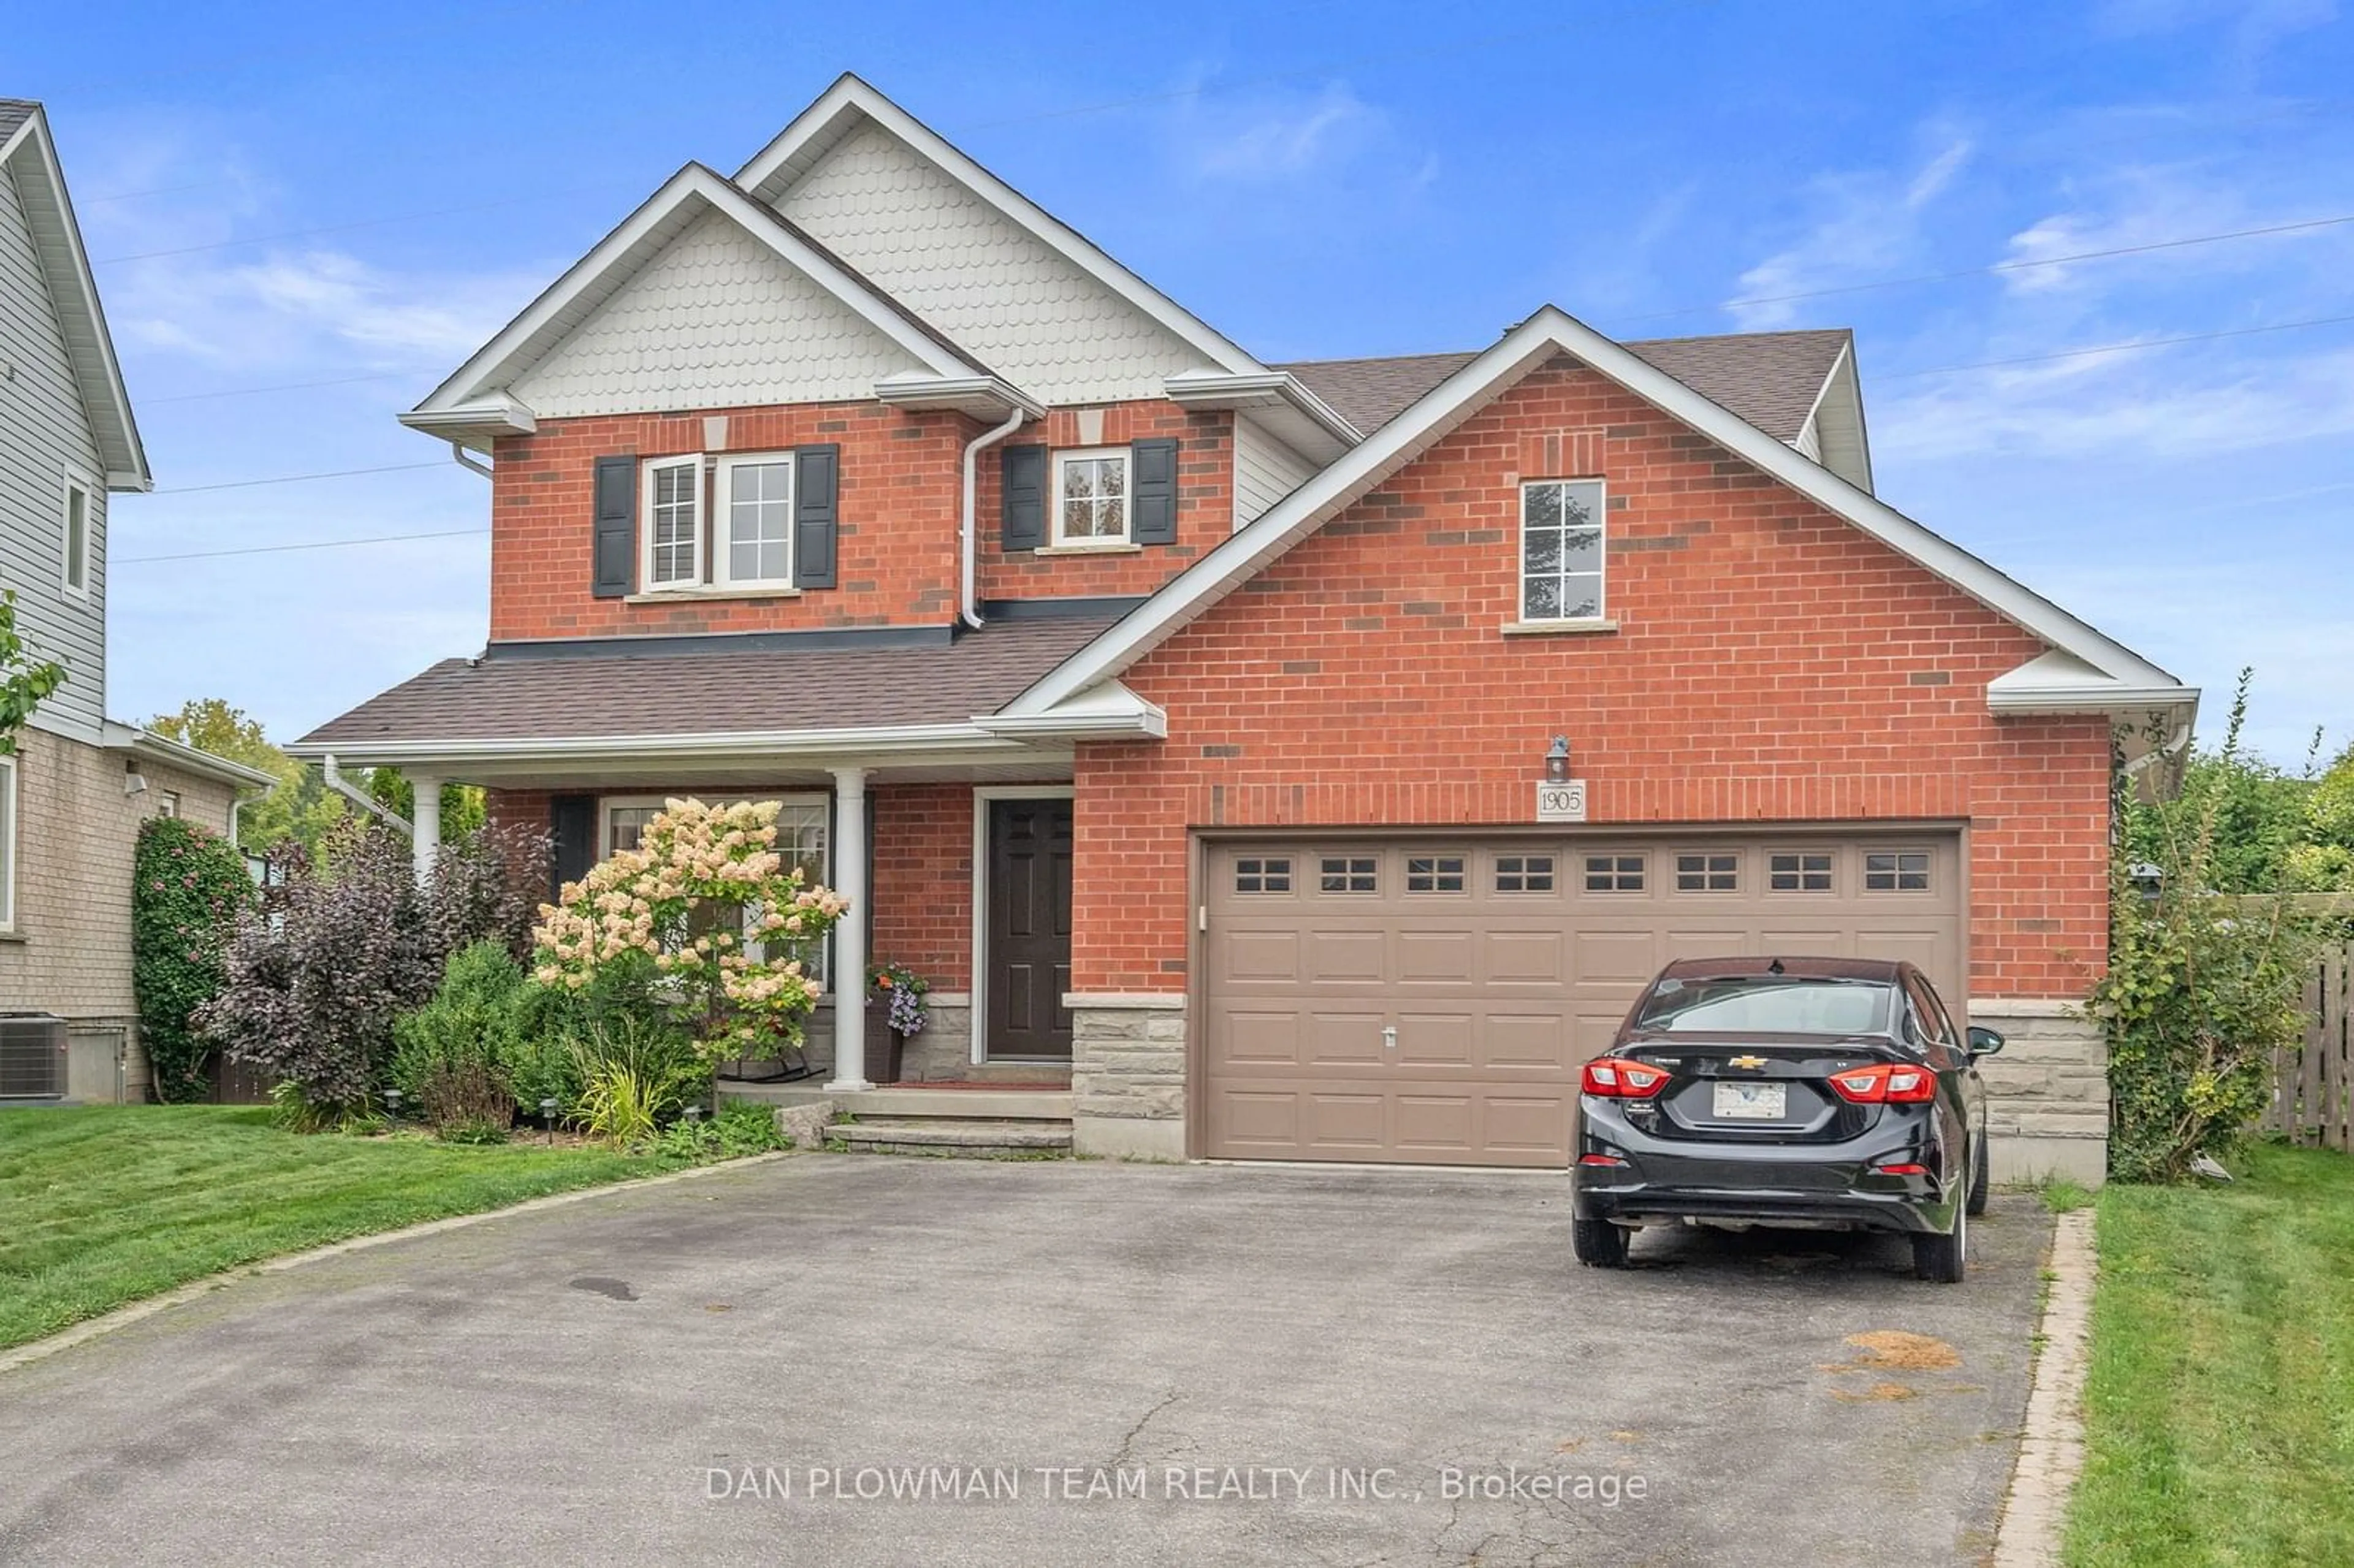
[824,765,872,1091]
[409,772,442,885]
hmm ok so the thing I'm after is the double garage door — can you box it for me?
[1203,834,1962,1167]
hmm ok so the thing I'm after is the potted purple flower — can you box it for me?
[866,962,931,1083]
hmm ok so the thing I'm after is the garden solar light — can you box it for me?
[383,1088,402,1119]
[540,1098,557,1144]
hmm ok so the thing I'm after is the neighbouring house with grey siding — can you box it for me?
[0,100,274,1101]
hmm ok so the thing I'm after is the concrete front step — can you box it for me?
[832,1117,1073,1158]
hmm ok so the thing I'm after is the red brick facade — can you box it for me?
[486,398,1232,643]
[1067,356,2112,1002]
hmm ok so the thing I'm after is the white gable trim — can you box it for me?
[999,305,2195,723]
[409,164,989,437]
[1,108,149,490]
[735,74,1266,382]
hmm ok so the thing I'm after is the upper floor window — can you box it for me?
[62,476,91,597]
[640,452,801,592]
[1054,449,1129,544]
[1520,479,1604,623]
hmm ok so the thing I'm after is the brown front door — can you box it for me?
[986,798,1073,1060]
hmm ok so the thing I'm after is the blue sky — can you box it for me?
[13,0,2353,762]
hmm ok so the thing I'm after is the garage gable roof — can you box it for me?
[999,306,2193,722]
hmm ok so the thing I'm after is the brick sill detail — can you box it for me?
[1499,617,1621,637]
[624,585,804,605]
[1033,541,1144,557]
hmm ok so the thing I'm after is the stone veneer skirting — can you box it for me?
[1971,999,2109,1187]
[728,997,974,1084]
[1068,994,1187,1160]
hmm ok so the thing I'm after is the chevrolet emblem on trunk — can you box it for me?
[1729,1055,1769,1070]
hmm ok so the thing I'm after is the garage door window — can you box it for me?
[1675,853,1739,891]
[1769,851,1834,892]
[1406,856,1466,893]
[1495,854,1555,892]
[1584,854,1645,891]
[1865,850,1932,891]
[1319,856,1377,892]
[1234,856,1292,893]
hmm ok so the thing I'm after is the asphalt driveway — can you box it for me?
[0,1155,2049,1567]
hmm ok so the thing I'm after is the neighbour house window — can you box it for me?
[0,755,14,928]
[643,456,703,588]
[1769,851,1835,892]
[1054,449,1129,543]
[1864,850,1932,892]
[1520,479,1605,623]
[1495,854,1556,892]
[62,477,91,596]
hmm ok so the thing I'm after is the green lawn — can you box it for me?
[2066,1141,2354,1567]
[0,1105,668,1352]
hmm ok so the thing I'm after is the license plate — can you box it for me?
[1713,1081,1787,1120]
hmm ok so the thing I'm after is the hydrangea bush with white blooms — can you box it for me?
[531,797,848,1057]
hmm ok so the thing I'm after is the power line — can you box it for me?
[1604,211,2354,327]
[115,527,487,565]
[1880,312,2354,379]
[150,461,451,496]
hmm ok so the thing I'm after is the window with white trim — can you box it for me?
[642,455,703,588]
[1520,479,1605,622]
[0,755,15,929]
[62,477,91,597]
[715,454,794,587]
[1054,448,1129,543]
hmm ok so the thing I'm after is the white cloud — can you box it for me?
[1727,135,1975,329]
[1164,80,1401,186]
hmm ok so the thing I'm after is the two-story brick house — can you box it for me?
[299,75,2194,1179]
[0,101,275,1100]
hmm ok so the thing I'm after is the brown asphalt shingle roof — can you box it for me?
[1281,327,1852,441]
[297,617,1113,747]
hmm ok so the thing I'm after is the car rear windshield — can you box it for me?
[1632,976,1894,1035]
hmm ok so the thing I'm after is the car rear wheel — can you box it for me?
[1965,1128,1990,1217]
[1912,1206,1966,1284]
[1573,1218,1631,1268]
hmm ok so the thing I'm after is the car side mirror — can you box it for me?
[1967,1026,2005,1057]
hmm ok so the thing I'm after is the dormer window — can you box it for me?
[1054,449,1130,544]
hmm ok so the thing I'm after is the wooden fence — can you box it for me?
[2264,942,2353,1152]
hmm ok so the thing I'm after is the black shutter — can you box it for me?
[794,443,839,589]
[591,456,635,598]
[549,794,597,900]
[1000,444,1046,552]
[1130,437,1178,546]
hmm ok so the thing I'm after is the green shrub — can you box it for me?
[390,941,527,1135]
[646,1098,791,1160]
[571,1014,709,1147]
[132,817,258,1102]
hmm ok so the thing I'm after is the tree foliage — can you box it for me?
[368,766,487,843]
[146,697,348,857]
[0,588,66,755]
[2097,676,2328,1181]
[131,816,257,1103]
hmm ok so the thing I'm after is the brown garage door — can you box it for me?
[1202,834,1962,1166]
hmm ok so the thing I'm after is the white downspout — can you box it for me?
[449,441,493,480]
[960,408,1027,629]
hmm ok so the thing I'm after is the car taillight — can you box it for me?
[1873,1160,1931,1176]
[1578,1152,1629,1167]
[1827,1064,1939,1105]
[1582,1057,1669,1098]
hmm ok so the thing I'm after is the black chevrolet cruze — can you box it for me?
[1571,956,2002,1283]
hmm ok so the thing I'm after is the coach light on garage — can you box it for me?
[1545,736,1572,783]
